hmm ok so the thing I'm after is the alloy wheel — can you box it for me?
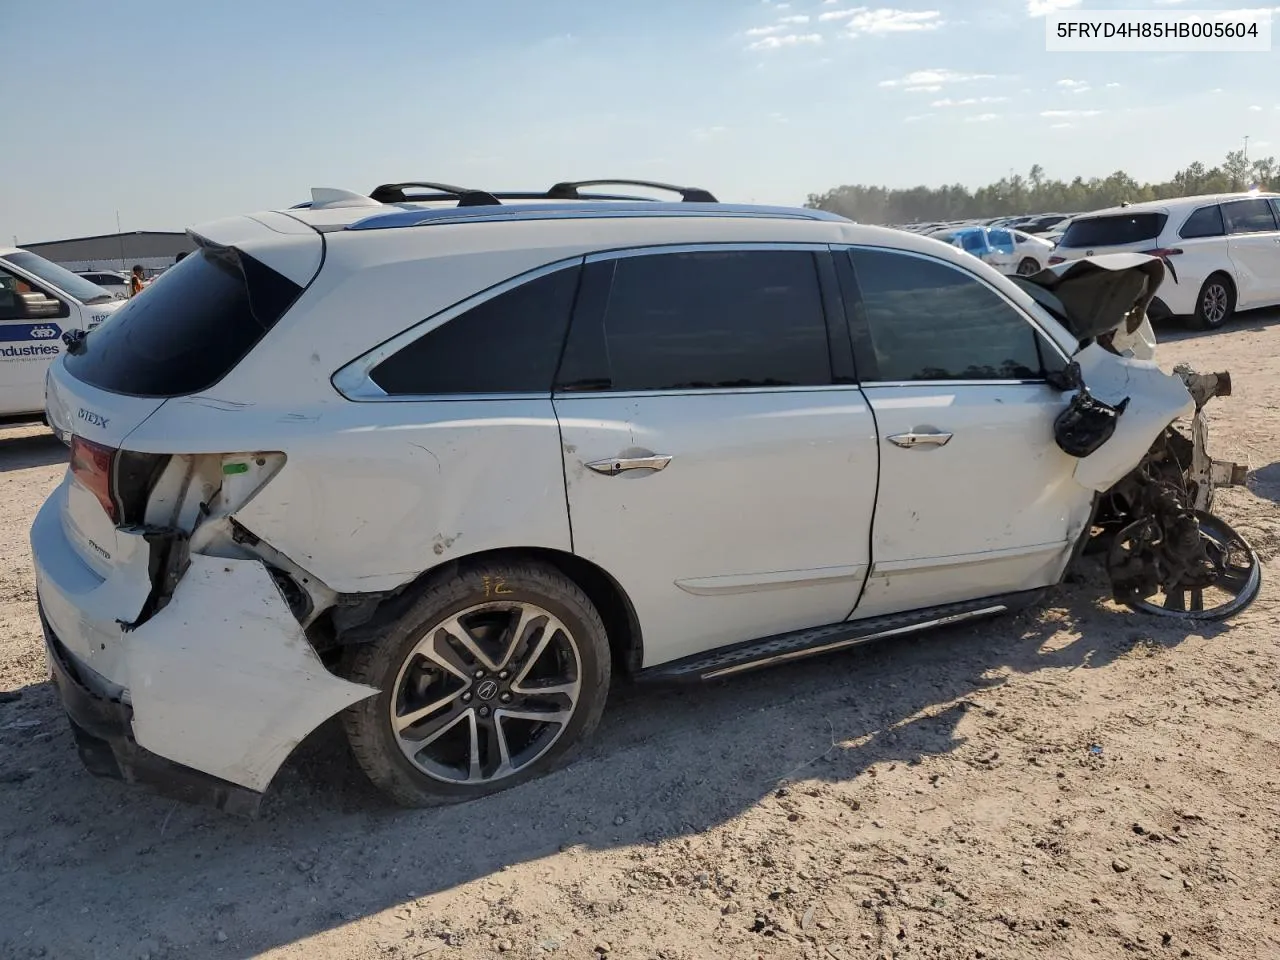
[389,601,582,784]
[1202,283,1229,326]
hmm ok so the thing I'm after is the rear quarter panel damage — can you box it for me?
[128,553,376,793]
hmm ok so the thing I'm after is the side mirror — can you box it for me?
[18,292,63,319]
[1046,359,1083,392]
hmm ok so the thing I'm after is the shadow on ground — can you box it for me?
[0,427,65,471]
[0,572,1228,959]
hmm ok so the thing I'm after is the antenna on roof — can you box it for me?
[310,187,383,210]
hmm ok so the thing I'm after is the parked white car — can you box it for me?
[1011,230,1055,273]
[75,270,130,300]
[30,181,1224,813]
[0,249,125,420]
[1049,191,1280,329]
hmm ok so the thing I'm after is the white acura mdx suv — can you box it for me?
[33,179,1137,813]
[1049,191,1280,330]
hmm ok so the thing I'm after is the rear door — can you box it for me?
[836,245,1093,620]
[986,228,1019,273]
[553,245,879,667]
[1222,198,1280,308]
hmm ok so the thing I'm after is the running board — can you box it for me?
[638,593,1038,683]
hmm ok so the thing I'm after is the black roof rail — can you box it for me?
[368,181,502,207]
[546,179,718,203]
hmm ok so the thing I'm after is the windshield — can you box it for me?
[2,251,116,304]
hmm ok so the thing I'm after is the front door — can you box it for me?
[835,245,1094,619]
[553,245,879,668]
[1223,198,1280,308]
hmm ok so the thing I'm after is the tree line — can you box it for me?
[805,150,1278,224]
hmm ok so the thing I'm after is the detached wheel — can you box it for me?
[1191,274,1235,330]
[343,561,610,807]
[1016,257,1041,276]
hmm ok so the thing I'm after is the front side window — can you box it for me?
[370,264,582,396]
[1178,205,1225,240]
[559,249,831,392]
[847,248,1042,382]
[1222,198,1278,235]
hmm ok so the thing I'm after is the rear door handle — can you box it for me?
[887,431,952,449]
[585,455,673,476]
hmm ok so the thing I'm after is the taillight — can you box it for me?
[1048,255,1065,265]
[1143,247,1183,258]
[70,435,118,522]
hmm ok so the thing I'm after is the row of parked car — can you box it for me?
[892,190,1280,330]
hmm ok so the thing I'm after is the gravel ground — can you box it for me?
[2,313,1279,960]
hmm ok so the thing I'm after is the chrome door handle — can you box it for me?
[887,431,952,449]
[585,455,673,476]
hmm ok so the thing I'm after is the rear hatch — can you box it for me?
[44,221,319,580]
[1051,211,1169,263]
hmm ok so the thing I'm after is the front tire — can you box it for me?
[1191,274,1235,330]
[342,560,611,807]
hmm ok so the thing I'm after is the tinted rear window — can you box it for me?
[64,246,302,397]
[1060,213,1167,248]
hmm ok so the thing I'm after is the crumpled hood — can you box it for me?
[1017,253,1166,342]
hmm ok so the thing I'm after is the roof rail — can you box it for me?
[546,179,717,203]
[368,181,502,206]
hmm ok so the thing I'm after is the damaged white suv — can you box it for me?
[33,180,1258,814]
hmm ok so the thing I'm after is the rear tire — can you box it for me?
[1016,257,1040,276]
[1190,274,1235,330]
[342,560,611,808]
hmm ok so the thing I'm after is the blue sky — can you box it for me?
[3,0,1275,241]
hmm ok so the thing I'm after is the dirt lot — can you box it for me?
[2,315,1279,960]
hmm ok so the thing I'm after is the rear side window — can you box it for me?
[64,246,302,397]
[557,250,830,392]
[1060,213,1167,248]
[847,248,1042,382]
[1222,198,1278,234]
[369,265,581,395]
[1178,205,1225,239]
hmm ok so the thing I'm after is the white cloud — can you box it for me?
[819,7,863,21]
[1106,82,1121,88]
[846,8,944,34]
[965,113,1001,122]
[879,69,996,91]
[692,126,728,141]
[778,14,810,23]
[747,32,823,50]
[1040,109,1101,118]
[1027,0,1080,15]
[1250,104,1263,111]
[1211,87,1224,93]
[931,96,1009,107]
[746,24,785,36]
[1057,78,1087,88]
[1051,122,1073,129]
[1154,0,1192,3]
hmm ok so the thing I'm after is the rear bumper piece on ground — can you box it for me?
[42,617,264,816]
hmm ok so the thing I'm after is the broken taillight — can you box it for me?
[70,435,118,522]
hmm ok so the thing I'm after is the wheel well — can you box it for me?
[1204,271,1236,295]
[321,547,645,677]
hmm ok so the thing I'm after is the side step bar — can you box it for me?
[637,591,1042,683]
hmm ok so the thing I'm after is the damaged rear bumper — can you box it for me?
[41,612,264,816]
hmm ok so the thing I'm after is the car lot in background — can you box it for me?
[74,270,129,299]
[927,224,1049,275]
[1049,191,1280,329]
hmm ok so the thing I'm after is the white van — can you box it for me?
[0,248,126,420]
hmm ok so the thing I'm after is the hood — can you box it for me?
[1013,252,1166,341]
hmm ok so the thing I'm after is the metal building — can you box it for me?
[19,231,195,276]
